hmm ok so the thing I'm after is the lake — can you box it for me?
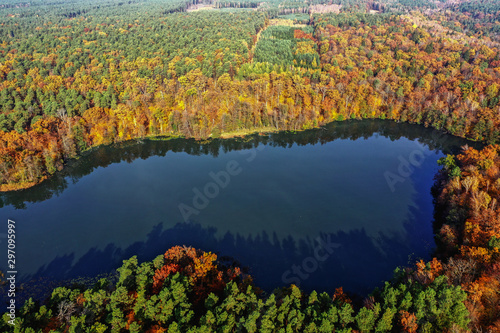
[0,120,477,300]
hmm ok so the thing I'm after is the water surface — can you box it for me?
[0,120,476,298]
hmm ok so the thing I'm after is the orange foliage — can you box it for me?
[436,145,500,328]
[145,325,166,333]
[4,17,500,192]
[412,258,443,285]
[332,287,352,304]
[75,293,85,306]
[42,317,61,333]
[152,263,180,294]
[293,29,314,41]
[399,310,418,333]
[152,246,242,306]
[125,310,136,331]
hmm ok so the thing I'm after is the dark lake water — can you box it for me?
[0,120,477,299]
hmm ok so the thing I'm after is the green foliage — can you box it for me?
[278,13,310,24]
[0,5,266,132]
[438,155,462,179]
[488,236,500,249]
[375,275,470,332]
[253,25,319,69]
[313,13,398,29]
[0,249,470,332]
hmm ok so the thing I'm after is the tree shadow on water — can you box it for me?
[5,219,425,306]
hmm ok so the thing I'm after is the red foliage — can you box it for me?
[152,246,242,306]
[152,263,180,294]
[42,317,61,333]
[436,145,500,328]
[411,258,443,285]
[332,287,351,305]
[293,29,314,41]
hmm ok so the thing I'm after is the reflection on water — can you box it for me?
[0,120,478,298]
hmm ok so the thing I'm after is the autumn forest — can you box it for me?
[1,0,500,331]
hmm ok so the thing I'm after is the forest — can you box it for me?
[1,0,500,331]
[1,1,500,191]
[0,246,472,332]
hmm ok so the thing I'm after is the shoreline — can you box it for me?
[0,119,482,193]
[0,126,281,192]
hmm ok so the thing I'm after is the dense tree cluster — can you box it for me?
[253,25,319,68]
[0,0,193,19]
[0,6,266,190]
[0,246,470,332]
[216,0,381,16]
[1,0,500,329]
[1,7,500,191]
[422,0,500,44]
[457,0,500,16]
[434,145,500,330]
[314,13,500,137]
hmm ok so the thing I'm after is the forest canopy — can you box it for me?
[0,0,499,191]
[1,0,500,330]
[0,246,472,332]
